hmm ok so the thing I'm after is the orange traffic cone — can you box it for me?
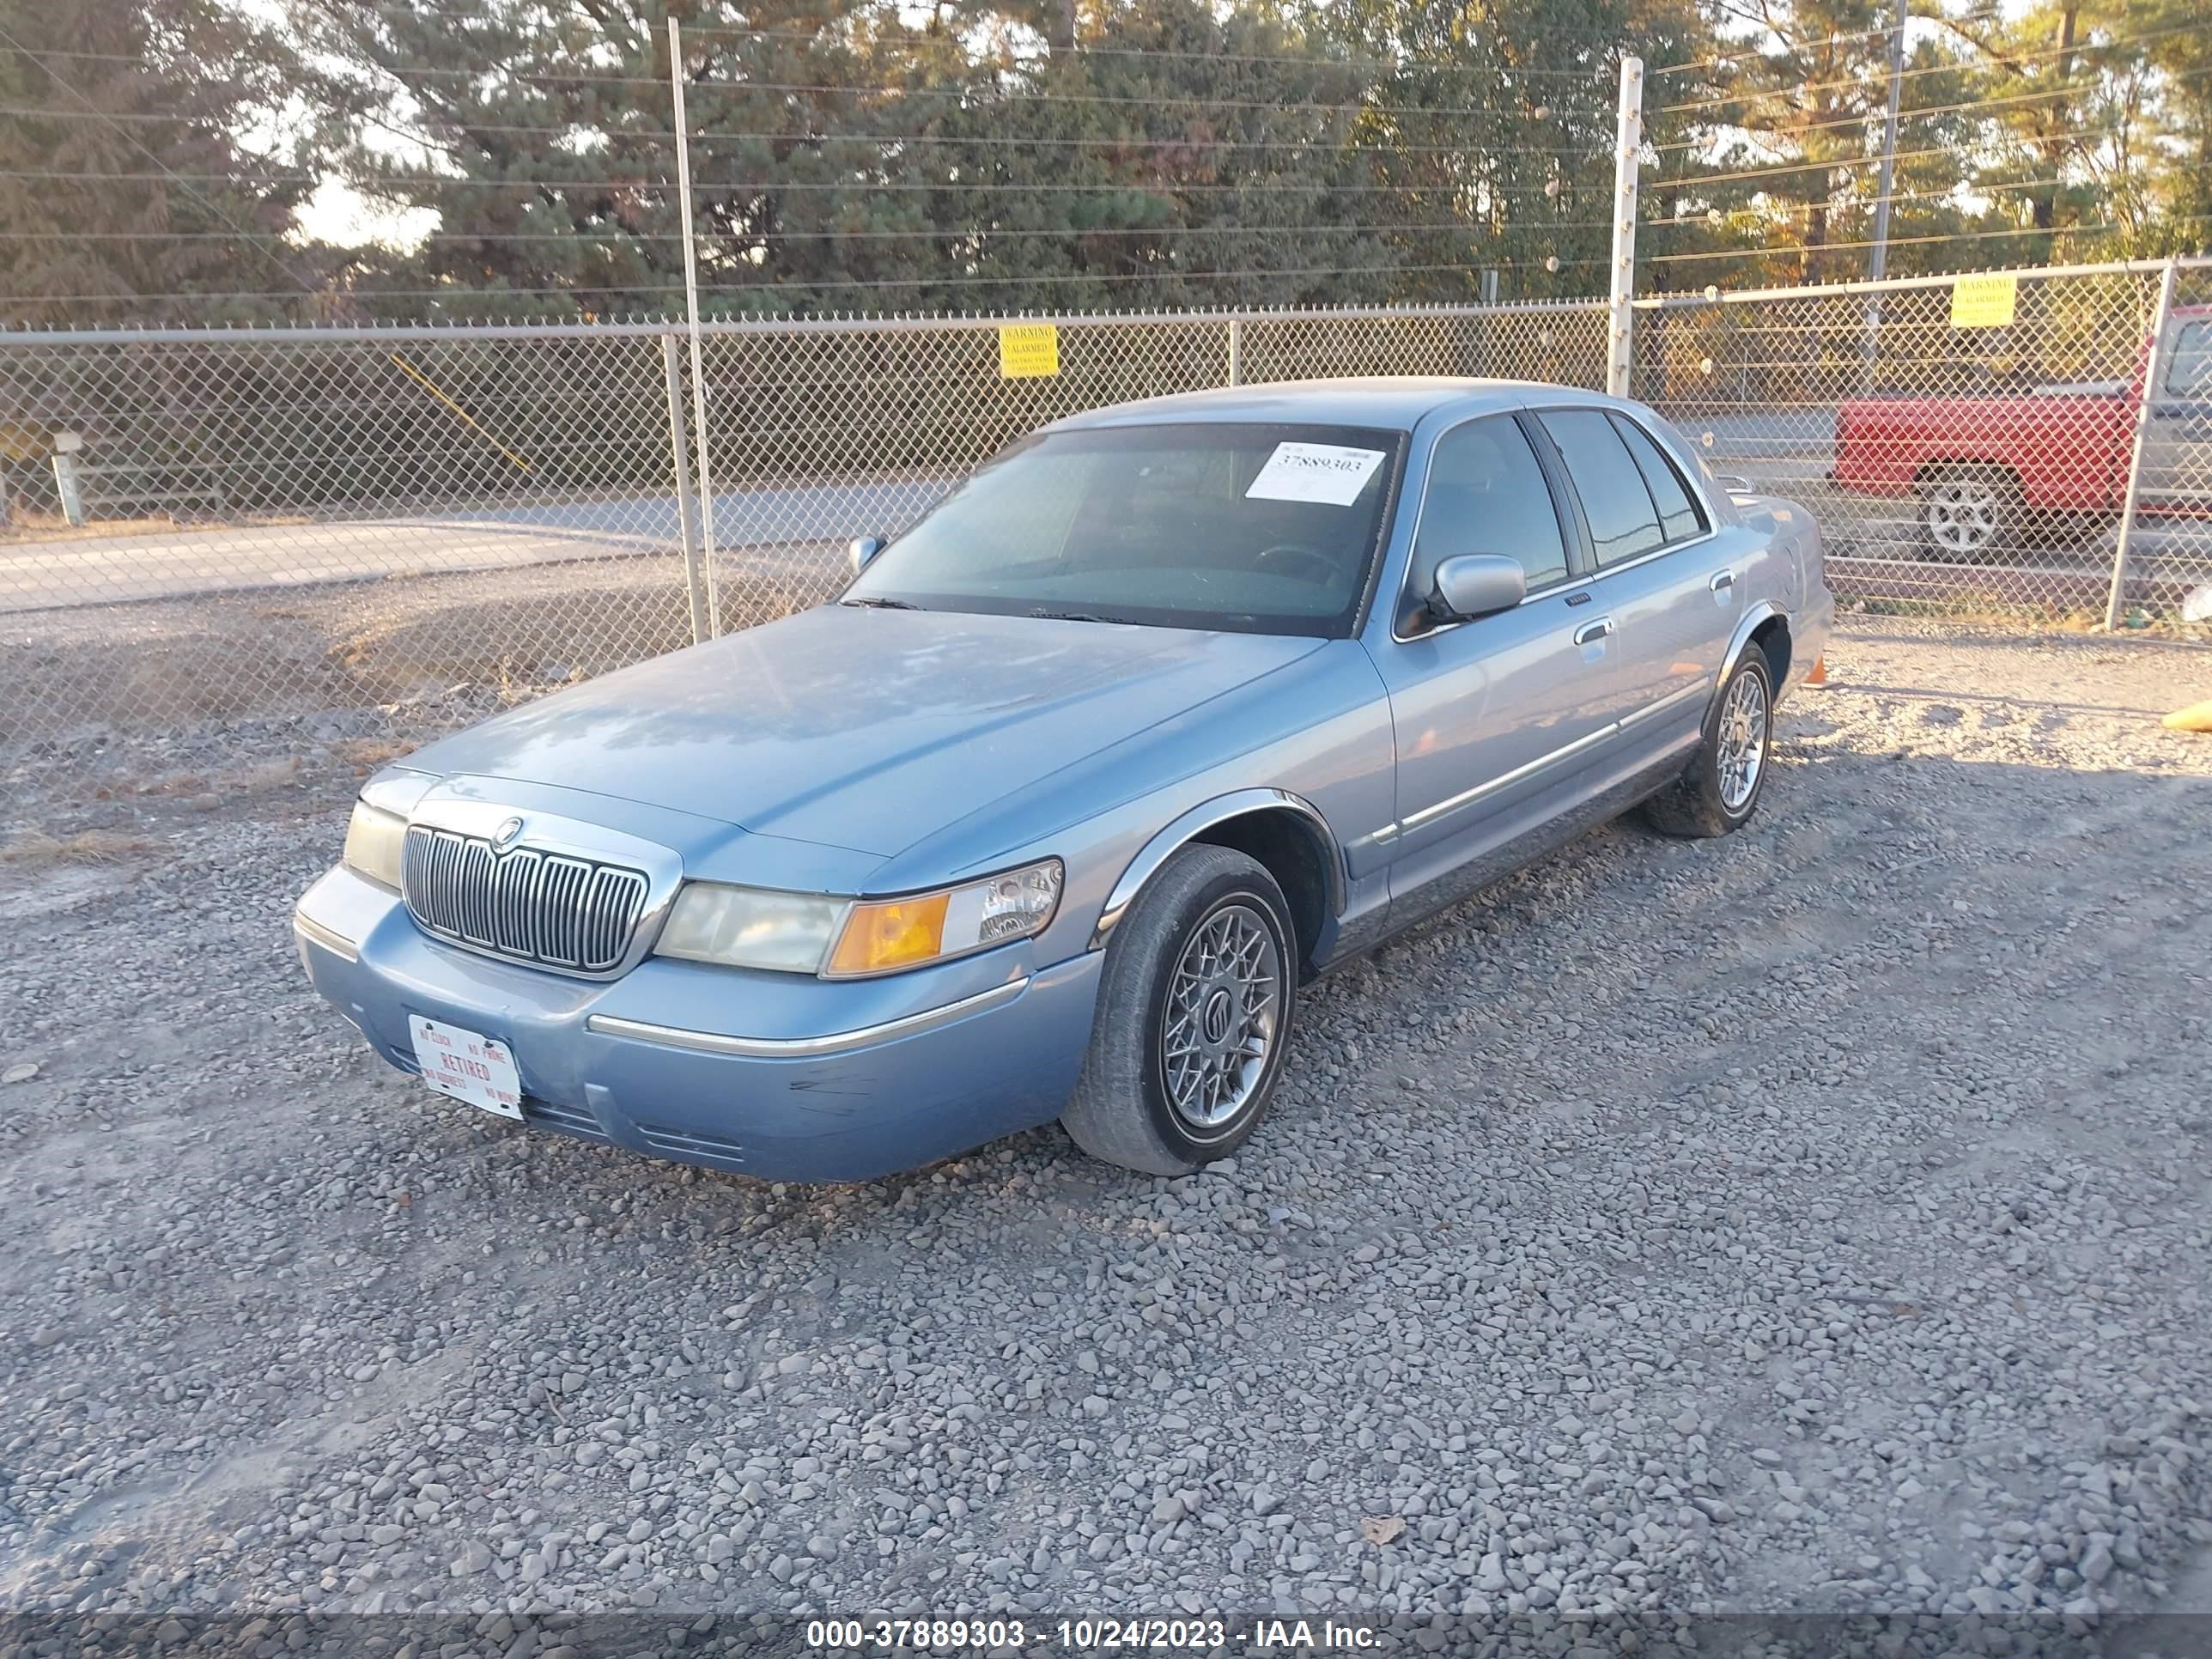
[2163,698,2212,733]
[1804,656,1829,687]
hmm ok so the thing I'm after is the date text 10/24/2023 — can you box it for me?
[804,1620,1382,1651]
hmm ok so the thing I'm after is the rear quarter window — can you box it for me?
[1537,410,1665,567]
[1611,415,1709,543]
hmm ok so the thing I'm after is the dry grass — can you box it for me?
[2,509,318,544]
[0,829,162,867]
[235,755,306,792]
[0,514,189,544]
[337,737,416,775]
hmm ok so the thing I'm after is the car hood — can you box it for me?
[403,605,1327,858]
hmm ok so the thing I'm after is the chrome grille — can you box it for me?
[401,827,648,974]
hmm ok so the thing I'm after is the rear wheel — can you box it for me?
[1919,463,2022,562]
[1641,645,1774,839]
[1060,845,1297,1176]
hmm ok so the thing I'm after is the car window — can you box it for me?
[845,422,1401,637]
[1537,410,1665,567]
[2164,319,2212,398]
[1409,416,1569,603]
[1611,415,1709,543]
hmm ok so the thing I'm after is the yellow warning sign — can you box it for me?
[1950,273,2019,330]
[998,323,1060,379]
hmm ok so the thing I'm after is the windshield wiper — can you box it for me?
[841,596,924,611]
[1027,607,1136,625]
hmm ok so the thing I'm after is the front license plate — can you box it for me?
[408,1015,524,1121]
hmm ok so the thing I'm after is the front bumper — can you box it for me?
[294,865,1103,1182]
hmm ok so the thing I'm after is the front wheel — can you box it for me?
[1641,646,1774,839]
[1060,845,1297,1176]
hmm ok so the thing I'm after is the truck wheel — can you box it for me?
[1919,464,2021,563]
[1060,845,1297,1176]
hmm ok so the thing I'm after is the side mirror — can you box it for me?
[1429,554,1527,622]
[848,535,885,574]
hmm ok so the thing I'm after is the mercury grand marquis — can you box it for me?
[294,378,1834,1181]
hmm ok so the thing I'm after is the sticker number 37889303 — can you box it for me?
[1243,441,1387,507]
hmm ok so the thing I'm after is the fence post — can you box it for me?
[52,430,85,526]
[666,17,721,638]
[1606,57,1644,398]
[1858,0,1908,380]
[1226,317,1243,387]
[660,334,709,645]
[2103,257,2179,631]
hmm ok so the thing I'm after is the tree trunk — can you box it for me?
[2033,7,2077,232]
[1802,202,1828,284]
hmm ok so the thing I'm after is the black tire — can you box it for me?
[1641,645,1775,839]
[1060,844,1297,1176]
[1918,462,2023,564]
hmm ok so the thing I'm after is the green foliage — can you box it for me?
[0,0,321,324]
[0,0,2203,322]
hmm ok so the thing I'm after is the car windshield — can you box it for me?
[843,422,1403,635]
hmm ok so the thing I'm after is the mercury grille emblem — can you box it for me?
[491,816,525,851]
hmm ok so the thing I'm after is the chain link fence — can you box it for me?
[2121,260,2212,628]
[0,302,1606,749]
[1634,257,2212,628]
[3,264,2205,758]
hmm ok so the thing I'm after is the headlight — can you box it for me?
[655,884,848,973]
[826,859,1062,978]
[343,801,407,890]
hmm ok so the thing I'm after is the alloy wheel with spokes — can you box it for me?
[1716,668,1769,811]
[1159,901,1282,1133]
[1640,643,1776,839]
[1060,843,1299,1176]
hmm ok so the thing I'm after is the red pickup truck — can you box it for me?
[1830,304,2212,559]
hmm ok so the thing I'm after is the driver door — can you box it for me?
[1369,413,1618,906]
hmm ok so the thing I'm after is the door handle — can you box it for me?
[1573,616,1616,646]
[1709,569,1736,592]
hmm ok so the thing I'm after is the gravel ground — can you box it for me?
[3,617,2210,1656]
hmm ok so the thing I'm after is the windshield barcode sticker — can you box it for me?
[1243,442,1387,506]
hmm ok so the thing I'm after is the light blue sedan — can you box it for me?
[295,379,1833,1181]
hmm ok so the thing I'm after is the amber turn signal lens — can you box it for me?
[826,892,951,976]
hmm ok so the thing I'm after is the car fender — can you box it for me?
[1714,599,1786,713]
[1090,787,1347,951]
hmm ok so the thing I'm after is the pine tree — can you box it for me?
[0,0,321,325]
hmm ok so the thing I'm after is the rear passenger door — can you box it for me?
[1533,408,1732,750]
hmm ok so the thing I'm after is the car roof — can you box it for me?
[1042,376,1620,434]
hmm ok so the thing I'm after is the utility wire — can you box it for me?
[1655,143,1965,190]
[0,167,1622,203]
[302,3,1651,72]
[1645,173,2102,222]
[1657,21,2208,113]
[674,20,1650,67]
[0,21,327,305]
[4,257,1620,307]
[27,46,1617,118]
[1641,213,2208,263]
[1650,22,1905,76]
[4,216,1633,245]
[1650,65,2212,153]
[0,103,1612,156]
